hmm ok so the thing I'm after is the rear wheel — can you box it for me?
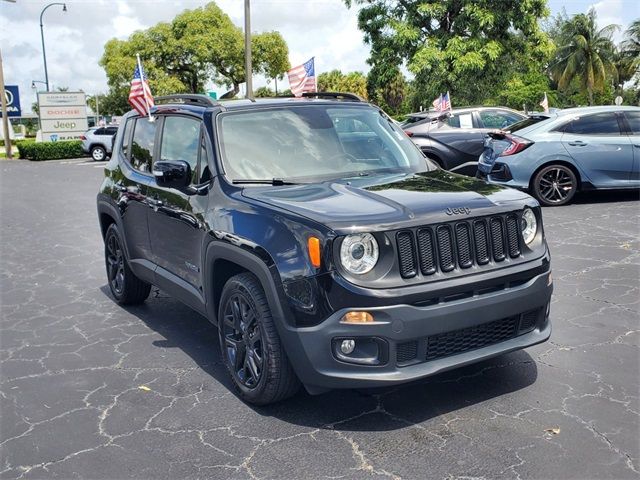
[218,273,299,405]
[532,164,578,206]
[91,145,106,161]
[104,224,151,304]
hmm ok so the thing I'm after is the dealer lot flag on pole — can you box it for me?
[287,57,316,97]
[129,54,154,118]
[539,92,549,113]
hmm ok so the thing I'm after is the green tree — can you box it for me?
[100,2,290,104]
[490,70,556,111]
[254,86,276,97]
[317,70,368,99]
[345,0,553,107]
[550,8,618,105]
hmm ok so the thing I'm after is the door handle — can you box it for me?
[568,141,587,146]
[634,144,640,148]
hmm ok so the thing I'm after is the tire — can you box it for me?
[532,164,578,206]
[104,224,151,305]
[91,145,106,161]
[218,273,300,405]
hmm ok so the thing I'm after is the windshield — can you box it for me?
[218,105,433,182]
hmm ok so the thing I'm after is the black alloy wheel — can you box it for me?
[218,273,299,405]
[533,164,578,206]
[103,224,151,305]
[221,292,264,389]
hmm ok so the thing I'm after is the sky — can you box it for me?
[1,0,638,113]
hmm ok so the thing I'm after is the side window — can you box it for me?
[445,114,461,128]
[624,111,640,135]
[159,116,201,183]
[120,119,133,159]
[448,113,473,128]
[94,128,106,135]
[130,117,157,173]
[106,127,118,136]
[479,110,518,129]
[563,113,621,135]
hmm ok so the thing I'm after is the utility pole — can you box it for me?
[244,0,253,100]
[0,49,13,159]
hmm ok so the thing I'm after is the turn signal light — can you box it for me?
[308,236,321,268]
[341,311,374,324]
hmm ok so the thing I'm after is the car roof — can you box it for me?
[405,106,522,119]
[553,105,640,117]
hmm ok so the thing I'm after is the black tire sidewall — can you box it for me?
[533,165,577,206]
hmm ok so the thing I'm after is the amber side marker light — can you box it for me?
[341,311,374,324]
[308,236,321,268]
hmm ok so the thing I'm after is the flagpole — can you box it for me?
[136,54,152,120]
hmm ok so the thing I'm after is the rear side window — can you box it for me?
[120,119,133,158]
[130,118,157,173]
[479,110,521,129]
[106,127,118,135]
[624,111,640,135]
[94,128,106,135]
[447,113,473,128]
[562,112,621,135]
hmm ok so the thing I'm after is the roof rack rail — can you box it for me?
[154,94,219,107]
[301,92,365,102]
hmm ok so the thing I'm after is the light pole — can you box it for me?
[39,3,67,92]
[244,0,253,100]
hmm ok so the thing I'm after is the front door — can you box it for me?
[147,115,208,291]
[624,110,640,185]
[561,111,633,187]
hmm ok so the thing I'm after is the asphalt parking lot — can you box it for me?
[1,158,639,480]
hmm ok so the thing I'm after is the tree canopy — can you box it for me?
[100,1,289,112]
[317,70,368,99]
[346,0,553,107]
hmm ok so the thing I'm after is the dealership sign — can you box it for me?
[38,92,88,141]
[1,85,21,117]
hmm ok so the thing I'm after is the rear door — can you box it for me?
[560,111,633,187]
[623,110,640,184]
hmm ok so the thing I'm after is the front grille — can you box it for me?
[395,308,542,365]
[426,316,518,361]
[395,212,523,279]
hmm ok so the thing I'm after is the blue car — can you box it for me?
[480,106,640,206]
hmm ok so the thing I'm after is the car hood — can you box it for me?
[241,170,535,233]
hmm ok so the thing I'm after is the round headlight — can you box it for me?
[340,233,379,274]
[521,208,537,245]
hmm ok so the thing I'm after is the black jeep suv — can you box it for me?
[97,93,552,405]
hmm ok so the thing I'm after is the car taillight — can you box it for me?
[403,130,414,137]
[499,135,533,157]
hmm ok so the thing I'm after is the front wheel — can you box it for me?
[532,164,578,206]
[218,273,299,405]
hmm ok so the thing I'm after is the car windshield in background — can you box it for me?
[506,116,548,133]
[218,105,432,183]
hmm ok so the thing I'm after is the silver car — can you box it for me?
[480,106,640,206]
[81,126,118,161]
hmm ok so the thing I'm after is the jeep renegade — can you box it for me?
[97,93,552,405]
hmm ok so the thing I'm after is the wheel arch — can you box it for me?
[204,242,289,331]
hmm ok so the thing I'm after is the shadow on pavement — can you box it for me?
[571,188,639,205]
[101,285,539,432]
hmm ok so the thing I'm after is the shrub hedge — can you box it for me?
[16,140,84,161]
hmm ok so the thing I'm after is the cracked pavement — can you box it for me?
[1,159,638,479]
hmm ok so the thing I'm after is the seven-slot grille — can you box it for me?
[396,213,522,279]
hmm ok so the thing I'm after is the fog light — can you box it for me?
[340,339,356,355]
[341,311,374,324]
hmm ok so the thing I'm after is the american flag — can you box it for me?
[128,60,154,117]
[539,92,549,113]
[432,91,452,112]
[287,57,316,97]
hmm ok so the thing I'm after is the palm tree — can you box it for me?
[620,19,640,73]
[551,8,618,105]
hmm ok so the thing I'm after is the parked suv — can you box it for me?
[97,93,552,405]
[403,107,526,176]
[81,125,118,161]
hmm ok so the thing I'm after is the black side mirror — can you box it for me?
[153,160,191,190]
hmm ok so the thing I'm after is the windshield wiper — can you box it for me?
[231,178,301,186]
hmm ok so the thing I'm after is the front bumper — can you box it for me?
[279,263,552,392]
